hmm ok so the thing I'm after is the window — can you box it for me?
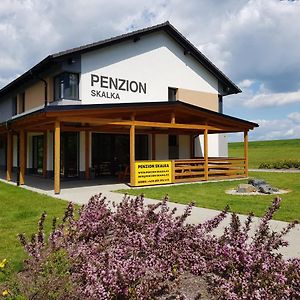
[19,92,25,113]
[168,87,177,101]
[12,96,17,116]
[54,72,79,100]
[168,134,179,159]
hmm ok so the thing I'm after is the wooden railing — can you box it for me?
[173,157,246,183]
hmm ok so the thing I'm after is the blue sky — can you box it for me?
[0,0,300,142]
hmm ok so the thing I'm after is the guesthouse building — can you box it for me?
[0,22,258,194]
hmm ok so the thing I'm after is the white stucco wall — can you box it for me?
[80,31,218,104]
[194,133,228,157]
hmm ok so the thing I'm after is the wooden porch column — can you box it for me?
[54,121,61,194]
[6,132,12,181]
[204,129,208,180]
[244,130,249,177]
[19,129,25,185]
[43,131,48,178]
[151,133,156,160]
[130,120,135,186]
[85,131,90,179]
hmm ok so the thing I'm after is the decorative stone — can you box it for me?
[237,184,257,193]
[248,179,266,188]
[258,184,273,194]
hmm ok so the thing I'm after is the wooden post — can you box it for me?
[24,132,27,175]
[151,133,156,160]
[204,129,208,180]
[171,112,175,124]
[19,129,25,185]
[6,132,12,181]
[54,121,60,194]
[130,114,135,186]
[43,131,48,178]
[244,130,249,177]
[85,131,90,179]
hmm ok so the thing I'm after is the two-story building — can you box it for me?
[0,22,258,194]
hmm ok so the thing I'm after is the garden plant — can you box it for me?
[1,194,299,299]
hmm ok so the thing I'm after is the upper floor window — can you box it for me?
[168,87,177,101]
[54,72,79,100]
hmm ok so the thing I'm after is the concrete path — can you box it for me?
[249,168,300,173]
[1,174,299,259]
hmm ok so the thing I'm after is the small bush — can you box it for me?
[259,160,300,169]
[5,195,300,299]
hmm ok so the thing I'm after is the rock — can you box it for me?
[258,184,274,194]
[237,184,257,193]
[248,179,266,188]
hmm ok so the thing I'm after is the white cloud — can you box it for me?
[249,117,300,141]
[245,90,300,108]
[288,112,300,123]
[238,79,254,89]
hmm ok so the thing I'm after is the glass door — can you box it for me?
[32,135,44,175]
[61,132,79,178]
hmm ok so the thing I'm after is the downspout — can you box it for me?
[29,70,48,107]
[38,77,48,107]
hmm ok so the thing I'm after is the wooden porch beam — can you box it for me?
[130,115,135,186]
[244,130,249,177]
[204,128,208,180]
[54,121,60,194]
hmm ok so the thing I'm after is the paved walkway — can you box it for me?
[249,168,300,173]
[1,173,299,259]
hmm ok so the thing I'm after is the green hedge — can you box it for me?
[259,160,300,169]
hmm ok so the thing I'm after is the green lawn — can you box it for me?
[0,182,68,274]
[117,171,300,223]
[229,138,300,168]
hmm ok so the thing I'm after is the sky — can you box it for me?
[0,0,300,142]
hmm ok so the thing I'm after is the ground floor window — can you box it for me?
[169,134,179,159]
[92,133,148,177]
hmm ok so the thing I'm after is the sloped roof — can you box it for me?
[0,22,241,98]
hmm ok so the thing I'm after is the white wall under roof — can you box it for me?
[80,31,219,104]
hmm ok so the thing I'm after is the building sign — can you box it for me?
[134,161,172,186]
[90,74,147,100]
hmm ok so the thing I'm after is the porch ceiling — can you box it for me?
[0,101,258,134]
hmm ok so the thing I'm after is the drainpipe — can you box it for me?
[38,77,48,107]
[29,70,48,107]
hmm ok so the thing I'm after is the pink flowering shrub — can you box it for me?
[14,195,300,299]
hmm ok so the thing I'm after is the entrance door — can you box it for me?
[61,132,79,178]
[92,133,148,177]
[32,135,44,175]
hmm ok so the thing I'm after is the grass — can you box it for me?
[0,181,68,274]
[229,138,300,169]
[117,171,300,223]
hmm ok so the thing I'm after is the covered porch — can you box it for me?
[0,101,258,194]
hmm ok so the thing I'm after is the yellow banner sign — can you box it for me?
[134,161,172,186]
